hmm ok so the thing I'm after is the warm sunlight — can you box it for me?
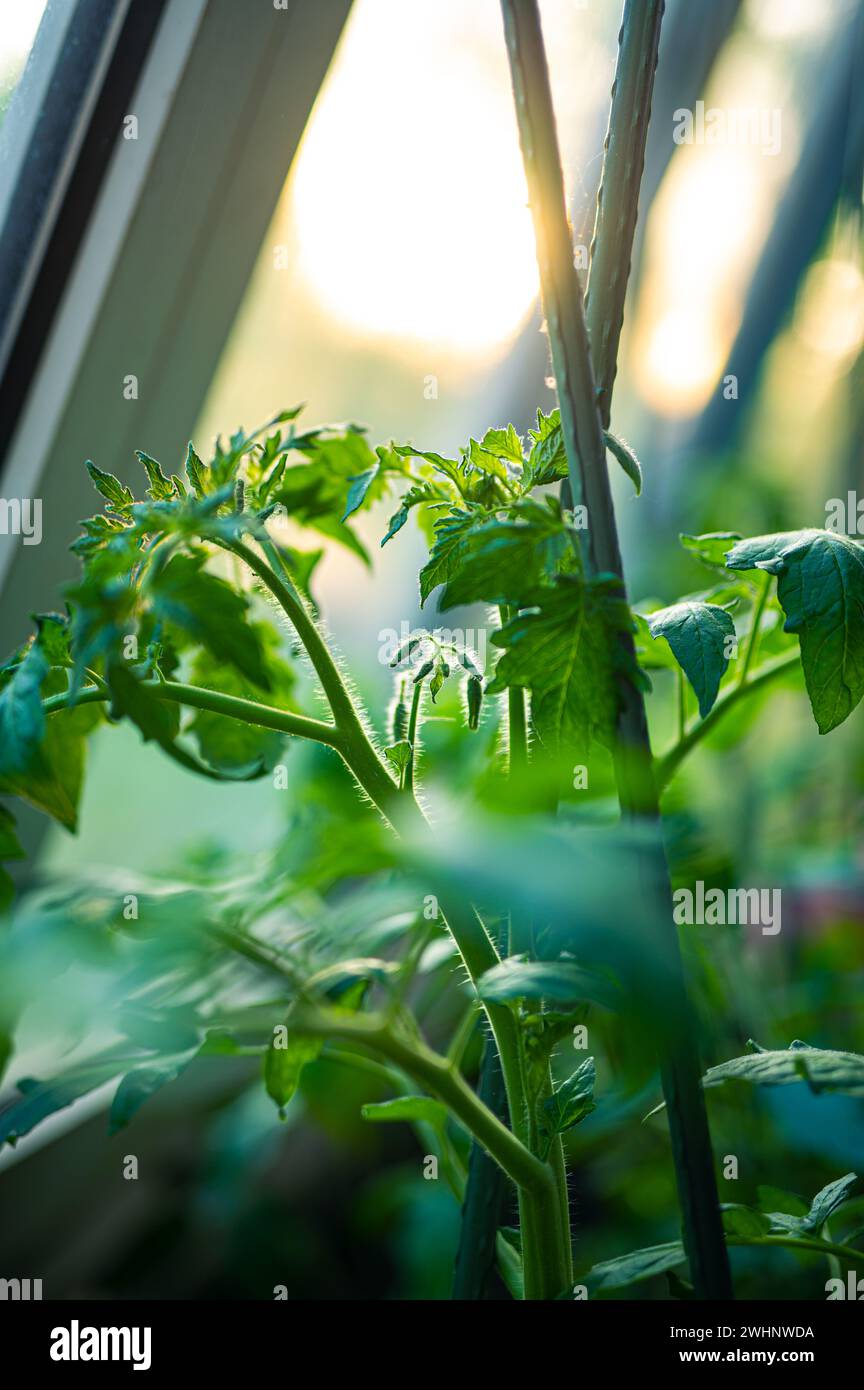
[794,258,864,363]
[290,0,539,357]
[631,47,795,419]
[0,0,47,75]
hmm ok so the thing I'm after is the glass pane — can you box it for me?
[0,0,48,120]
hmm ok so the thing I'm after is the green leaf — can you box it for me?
[756,1186,809,1218]
[603,431,642,495]
[726,529,864,732]
[538,1056,596,1156]
[184,442,207,498]
[108,1054,197,1135]
[582,1241,686,1294]
[438,502,572,610]
[361,1096,448,1130]
[0,645,88,830]
[478,424,524,466]
[85,461,134,510]
[135,450,175,502]
[721,1205,771,1238]
[0,805,25,862]
[0,1056,132,1148]
[267,427,379,563]
[187,626,295,771]
[478,957,621,1009]
[800,1173,860,1233]
[647,600,735,717]
[487,575,640,753]
[680,532,742,569]
[419,510,481,606]
[384,740,413,775]
[106,662,181,747]
[33,612,72,667]
[526,410,567,486]
[279,546,323,601]
[263,1032,322,1116]
[149,553,271,690]
[702,1041,864,1096]
[342,465,380,521]
[381,487,425,547]
[525,413,641,493]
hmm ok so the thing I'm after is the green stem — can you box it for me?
[452,1026,512,1299]
[585,0,665,432]
[222,538,535,1275]
[226,537,401,820]
[738,571,772,685]
[508,688,528,774]
[446,1000,480,1069]
[405,677,424,793]
[656,649,801,794]
[287,1006,551,1198]
[727,1234,864,1268]
[501,0,732,1301]
[44,678,342,749]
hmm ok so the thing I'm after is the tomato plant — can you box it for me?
[1,0,862,1302]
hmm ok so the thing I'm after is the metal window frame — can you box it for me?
[0,0,352,854]
[0,0,351,634]
[0,0,171,456]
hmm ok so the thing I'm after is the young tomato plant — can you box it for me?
[2,397,864,1300]
[2,0,863,1302]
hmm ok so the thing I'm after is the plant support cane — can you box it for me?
[500,0,733,1299]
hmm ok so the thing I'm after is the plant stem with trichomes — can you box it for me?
[500,0,733,1299]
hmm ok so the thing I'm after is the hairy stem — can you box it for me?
[501,0,732,1300]
[44,678,342,748]
[405,677,424,793]
[287,1006,551,1197]
[218,536,535,1254]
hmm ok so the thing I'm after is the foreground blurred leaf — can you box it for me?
[109,1052,199,1134]
[0,1053,134,1148]
[0,646,95,830]
[478,957,621,1009]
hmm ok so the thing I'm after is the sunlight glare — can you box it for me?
[0,0,47,71]
[794,258,864,362]
[290,0,539,357]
